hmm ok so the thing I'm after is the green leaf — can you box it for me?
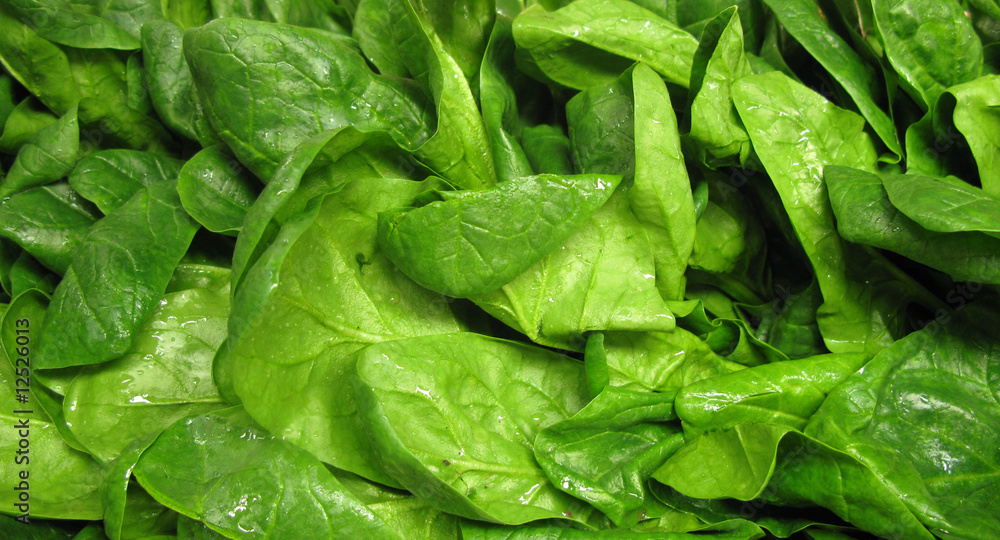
[378,173,621,298]
[826,166,1000,284]
[521,124,574,175]
[67,47,175,152]
[629,63,695,301]
[586,330,744,395]
[0,289,87,451]
[0,182,101,274]
[461,518,767,539]
[229,177,463,486]
[760,0,902,159]
[177,145,259,235]
[0,98,59,155]
[805,305,1000,538]
[0,104,79,198]
[471,187,676,351]
[366,0,498,189]
[881,172,1000,235]
[534,386,683,527]
[100,435,178,540]
[63,277,229,462]
[141,19,220,146]
[675,353,869,435]
[686,7,752,167]
[7,252,59,296]
[652,424,934,540]
[68,149,185,214]
[230,127,425,293]
[873,0,982,109]
[184,16,433,181]
[512,0,699,90]
[946,75,1000,196]
[0,5,81,116]
[334,470,462,539]
[133,409,406,539]
[5,0,142,49]
[479,15,534,182]
[732,71,905,354]
[353,333,596,525]
[35,179,200,369]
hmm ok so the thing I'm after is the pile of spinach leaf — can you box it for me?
[1,0,998,538]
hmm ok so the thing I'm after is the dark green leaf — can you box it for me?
[0,182,101,274]
[36,179,199,369]
[177,145,259,235]
[68,150,185,214]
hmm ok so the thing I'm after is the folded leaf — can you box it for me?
[535,386,683,527]
[379,173,620,298]
[513,0,698,90]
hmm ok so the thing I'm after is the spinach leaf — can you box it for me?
[534,386,683,527]
[66,47,175,152]
[629,63,696,301]
[1,289,87,451]
[566,63,696,300]
[5,0,142,50]
[733,71,906,353]
[686,7,752,168]
[378,173,621,298]
[334,470,462,539]
[0,5,81,116]
[101,435,178,540]
[881,171,1000,235]
[63,275,229,462]
[230,127,424,293]
[353,332,597,525]
[184,17,434,181]
[872,0,982,109]
[229,177,463,486]
[652,424,934,540]
[36,179,200,369]
[0,104,78,198]
[133,409,406,539]
[521,124,574,175]
[68,149,185,214]
[805,305,1000,538]
[513,0,699,90]
[585,330,744,396]
[674,353,869,435]
[0,98,58,155]
[471,187,676,351]
[826,165,1000,284]
[177,145,259,235]
[141,19,220,146]
[479,16,534,182]
[944,75,1000,196]
[0,182,101,274]
[7,252,59,296]
[761,0,902,159]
